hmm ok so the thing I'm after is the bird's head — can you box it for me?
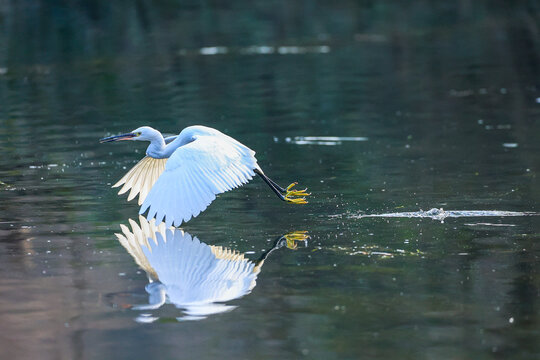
[100,126,160,143]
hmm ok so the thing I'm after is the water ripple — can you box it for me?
[181,45,331,57]
[280,136,368,146]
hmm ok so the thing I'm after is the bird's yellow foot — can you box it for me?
[284,182,311,204]
[285,196,308,204]
[283,231,310,249]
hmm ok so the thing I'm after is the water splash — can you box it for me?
[356,208,537,222]
[326,245,424,258]
[464,223,517,227]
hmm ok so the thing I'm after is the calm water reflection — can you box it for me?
[1,1,540,359]
[113,216,307,322]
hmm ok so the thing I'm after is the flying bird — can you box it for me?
[100,125,309,227]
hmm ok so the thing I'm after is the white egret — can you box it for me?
[100,125,309,227]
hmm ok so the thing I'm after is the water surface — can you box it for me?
[1,1,539,359]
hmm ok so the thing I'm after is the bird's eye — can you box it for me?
[135,132,141,136]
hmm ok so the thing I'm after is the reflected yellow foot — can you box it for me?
[283,231,310,249]
[284,182,311,204]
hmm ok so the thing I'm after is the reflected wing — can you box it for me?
[140,135,258,227]
[113,156,168,205]
[115,216,259,312]
[210,246,247,262]
[143,229,257,306]
[115,216,168,280]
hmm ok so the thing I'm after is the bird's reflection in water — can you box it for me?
[115,216,308,322]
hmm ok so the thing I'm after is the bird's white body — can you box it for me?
[109,126,261,227]
[101,125,308,227]
[141,126,260,227]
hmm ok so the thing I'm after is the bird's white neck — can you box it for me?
[144,127,198,159]
[145,133,167,159]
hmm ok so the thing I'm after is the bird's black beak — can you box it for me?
[99,133,137,143]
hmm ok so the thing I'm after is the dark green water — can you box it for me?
[1,1,539,359]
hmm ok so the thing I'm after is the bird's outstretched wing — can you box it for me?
[112,156,168,205]
[140,135,258,227]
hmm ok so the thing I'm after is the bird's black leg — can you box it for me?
[254,169,287,193]
[255,169,287,201]
[254,169,309,204]
[265,176,287,193]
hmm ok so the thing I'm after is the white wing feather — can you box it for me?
[112,156,168,205]
[140,135,259,227]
